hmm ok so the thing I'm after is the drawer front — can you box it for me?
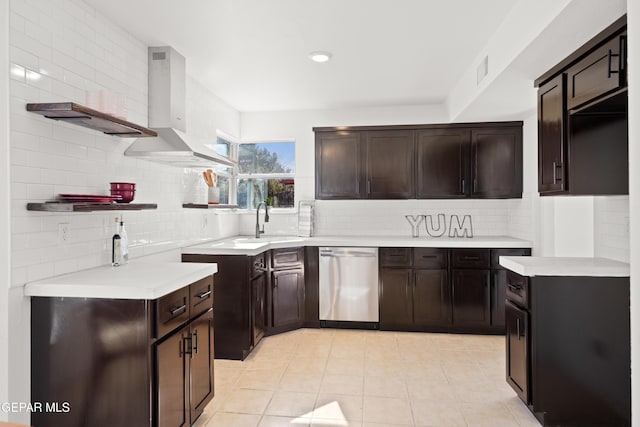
[379,247,412,267]
[505,270,529,309]
[452,249,490,269]
[413,248,447,269]
[491,248,531,269]
[272,247,304,269]
[252,252,267,277]
[190,275,214,318]
[156,286,190,338]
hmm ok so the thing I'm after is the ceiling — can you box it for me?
[85,0,518,112]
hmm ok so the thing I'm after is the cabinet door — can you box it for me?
[315,131,362,199]
[416,128,470,198]
[156,327,189,427]
[538,74,567,194]
[566,33,626,110]
[189,310,214,423]
[451,270,490,327]
[379,268,413,329]
[491,270,508,329]
[505,300,529,404]
[364,130,415,198]
[471,126,523,198]
[272,269,304,328]
[413,269,450,327]
[252,273,266,345]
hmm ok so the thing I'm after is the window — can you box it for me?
[206,136,236,205]
[237,141,295,209]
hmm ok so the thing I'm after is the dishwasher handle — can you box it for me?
[320,250,377,258]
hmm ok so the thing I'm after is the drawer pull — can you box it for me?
[507,283,522,292]
[421,255,438,259]
[462,256,481,261]
[196,290,212,299]
[169,304,187,316]
[192,331,199,354]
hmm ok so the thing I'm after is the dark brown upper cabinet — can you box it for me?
[471,126,523,198]
[416,128,470,198]
[315,131,362,199]
[364,130,415,198]
[315,122,522,200]
[535,15,628,196]
[566,31,626,111]
[538,75,567,195]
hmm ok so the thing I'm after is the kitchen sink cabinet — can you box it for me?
[314,121,522,200]
[315,131,362,199]
[364,130,415,198]
[251,273,267,346]
[268,247,305,334]
[271,269,305,329]
[536,16,628,196]
[31,275,215,427]
[504,271,630,426]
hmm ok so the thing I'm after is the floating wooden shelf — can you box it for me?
[27,202,158,212]
[182,203,239,209]
[26,102,157,138]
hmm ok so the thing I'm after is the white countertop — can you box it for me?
[499,256,630,277]
[24,261,218,299]
[182,235,532,256]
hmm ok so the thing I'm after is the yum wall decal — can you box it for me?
[405,214,473,238]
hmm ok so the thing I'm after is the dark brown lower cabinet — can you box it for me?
[451,269,490,328]
[272,268,304,329]
[251,273,267,345]
[413,269,450,327]
[379,268,413,329]
[156,309,214,427]
[505,271,631,426]
[505,300,528,403]
[31,276,215,427]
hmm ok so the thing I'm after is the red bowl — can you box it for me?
[111,189,135,203]
[110,182,136,190]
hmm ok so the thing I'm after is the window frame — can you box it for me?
[213,135,296,210]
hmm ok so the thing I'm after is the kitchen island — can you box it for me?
[500,256,630,426]
[25,261,217,427]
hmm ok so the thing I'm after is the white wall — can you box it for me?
[240,104,540,240]
[627,0,639,424]
[1,0,11,420]
[6,0,241,421]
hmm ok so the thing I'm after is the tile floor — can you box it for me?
[193,328,542,427]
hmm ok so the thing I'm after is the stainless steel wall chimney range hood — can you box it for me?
[125,46,234,167]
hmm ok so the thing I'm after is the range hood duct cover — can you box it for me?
[125,46,234,168]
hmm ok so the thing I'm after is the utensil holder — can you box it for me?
[208,187,220,204]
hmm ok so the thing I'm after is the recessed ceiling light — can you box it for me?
[309,51,332,63]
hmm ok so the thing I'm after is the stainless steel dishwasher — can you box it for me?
[319,247,379,326]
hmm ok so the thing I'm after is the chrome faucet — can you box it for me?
[255,202,270,238]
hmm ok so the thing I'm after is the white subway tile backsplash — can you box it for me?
[594,196,629,262]
[10,0,242,290]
